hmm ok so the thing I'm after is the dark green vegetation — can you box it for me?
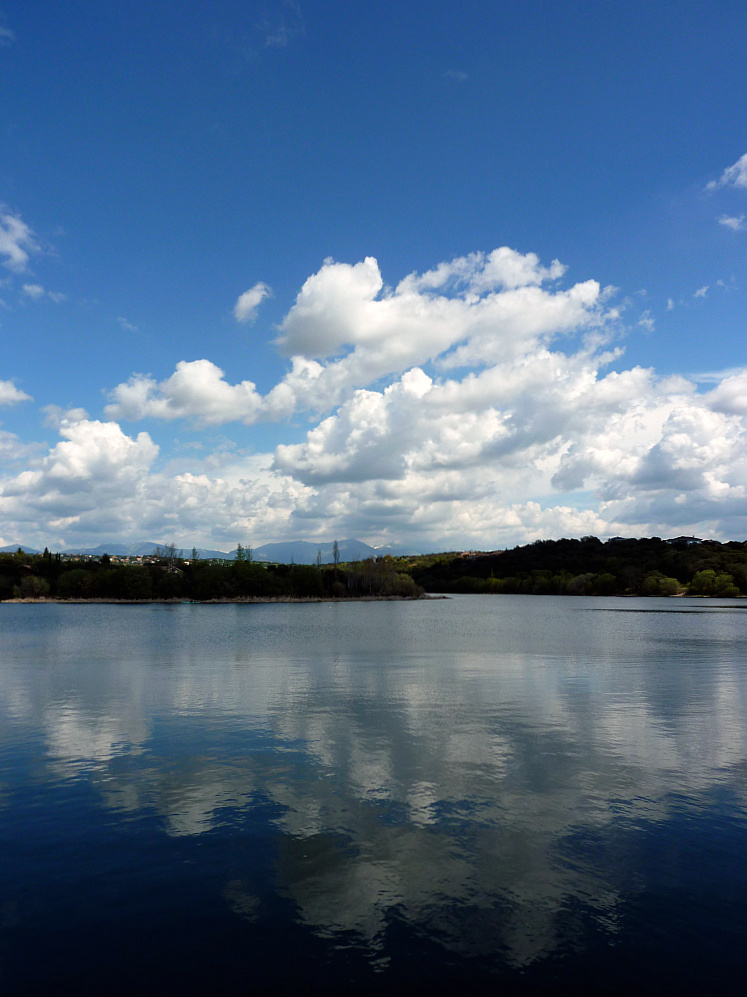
[0,547,423,601]
[406,536,746,597]
[3,536,747,601]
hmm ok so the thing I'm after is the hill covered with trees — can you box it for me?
[4,536,747,602]
[407,536,747,597]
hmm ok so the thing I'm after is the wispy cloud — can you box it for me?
[666,298,675,311]
[706,152,747,191]
[22,282,66,303]
[443,70,467,82]
[0,20,15,47]
[637,310,654,332]
[688,366,745,384]
[0,207,40,272]
[261,1,304,48]
[42,405,90,428]
[718,214,746,231]
[234,282,271,323]
[694,285,709,298]
[117,316,138,333]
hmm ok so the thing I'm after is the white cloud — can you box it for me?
[0,429,40,462]
[9,248,747,550]
[42,405,90,428]
[105,359,263,426]
[0,207,40,272]
[705,370,747,415]
[21,282,65,303]
[0,24,14,47]
[267,249,603,417]
[666,298,675,311]
[444,70,467,82]
[637,310,654,332]
[234,282,271,323]
[718,214,746,231]
[706,152,747,191]
[0,419,160,539]
[6,351,747,549]
[0,380,32,405]
[0,419,312,551]
[117,316,138,333]
[694,285,709,298]
[108,249,609,428]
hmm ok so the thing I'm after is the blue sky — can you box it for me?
[2,0,747,551]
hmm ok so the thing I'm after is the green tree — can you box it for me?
[18,576,50,598]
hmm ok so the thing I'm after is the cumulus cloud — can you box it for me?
[234,282,271,323]
[105,359,262,426]
[8,247,747,550]
[705,370,747,415]
[108,248,610,427]
[0,380,32,405]
[0,419,312,551]
[0,207,39,272]
[0,420,159,543]
[276,249,570,360]
[707,152,747,191]
[0,429,37,461]
[265,249,605,417]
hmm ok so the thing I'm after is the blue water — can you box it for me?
[1,596,747,994]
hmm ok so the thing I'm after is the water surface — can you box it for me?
[2,596,747,993]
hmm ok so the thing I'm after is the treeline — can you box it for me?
[6,536,747,602]
[407,536,747,597]
[0,549,423,602]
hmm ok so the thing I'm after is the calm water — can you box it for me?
[2,596,747,994]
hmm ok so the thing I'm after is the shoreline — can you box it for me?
[2,594,445,605]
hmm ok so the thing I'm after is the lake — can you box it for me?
[1,596,747,994]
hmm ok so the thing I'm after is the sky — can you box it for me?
[2,0,747,553]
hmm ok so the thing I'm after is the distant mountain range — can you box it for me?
[0,538,439,564]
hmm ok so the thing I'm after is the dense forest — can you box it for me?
[0,548,423,602]
[407,536,747,597]
[3,536,747,601]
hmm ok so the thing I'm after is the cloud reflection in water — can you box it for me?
[1,598,747,974]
